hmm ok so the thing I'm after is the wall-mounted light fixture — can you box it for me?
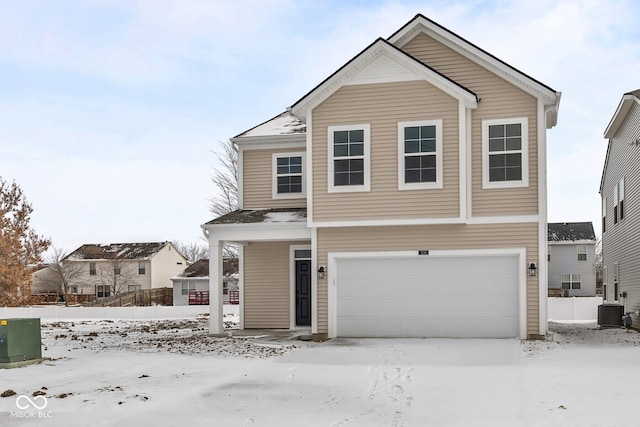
[528,262,537,277]
[317,266,325,279]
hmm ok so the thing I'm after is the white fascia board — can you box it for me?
[389,19,558,107]
[548,240,597,246]
[232,134,306,150]
[604,94,640,138]
[291,39,477,118]
[202,222,311,242]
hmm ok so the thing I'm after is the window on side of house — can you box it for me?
[619,178,625,221]
[71,286,78,294]
[577,245,587,261]
[89,262,96,276]
[272,152,305,199]
[128,284,141,292]
[97,285,110,298]
[328,124,370,192]
[614,184,619,224]
[223,281,228,295]
[482,118,529,189]
[181,281,195,296]
[398,120,443,190]
[114,265,121,275]
[602,196,607,233]
[138,262,146,275]
[561,274,581,290]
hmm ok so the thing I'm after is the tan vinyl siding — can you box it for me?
[316,223,540,336]
[312,80,460,221]
[242,148,307,209]
[243,241,293,328]
[601,100,640,320]
[402,32,539,217]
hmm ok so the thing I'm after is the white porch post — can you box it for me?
[209,238,224,335]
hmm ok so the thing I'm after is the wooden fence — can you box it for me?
[91,288,173,307]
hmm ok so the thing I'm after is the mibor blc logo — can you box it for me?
[11,395,53,419]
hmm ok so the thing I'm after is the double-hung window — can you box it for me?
[328,124,370,192]
[482,117,528,189]
[273,152,305,199]
[577,245,587,261]
[398,120,443,190]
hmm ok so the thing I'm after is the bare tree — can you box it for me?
[172,240,208,263]
[44,246,85,306]
[94,259,138,297]
[0,177,50,306]
[210,139,238,217]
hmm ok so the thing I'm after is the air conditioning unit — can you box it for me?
[597,304,624,328]
[0,318,42,364]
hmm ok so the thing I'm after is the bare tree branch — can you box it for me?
[172,240,209,263]
[43,246,85,306]
[209,139,238,217]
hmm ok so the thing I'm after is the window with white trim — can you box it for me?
[614,183,619,224]
[272,152,305,199]
[328,124,370,192]
[618,178,625,221]
[482,118,528,189]
[398,120,443,190]
[181,281,196,296]
[577,245,587,261]
[561,274,581,290]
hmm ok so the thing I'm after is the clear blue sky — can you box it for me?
[1,0,638,252]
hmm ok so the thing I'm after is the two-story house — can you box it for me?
[203,14,561,340]
[601,89,640,322]
[65,241,189,297]
[547,222,597,297]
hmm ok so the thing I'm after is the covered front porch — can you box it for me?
[202,208,314,336]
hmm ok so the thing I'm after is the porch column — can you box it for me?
[209,237,224,335]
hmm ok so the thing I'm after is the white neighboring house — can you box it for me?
[65,242,189,297]
[172,259,239,306]
[548,222,597,297]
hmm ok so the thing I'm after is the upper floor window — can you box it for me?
[613,178,625,224]
[482,117,529,189]
[328,124,370,193]
[398,120,443,190]
[138,262,146,275]
[89,262,96,276]
[602,196,607,233]
[577,245,587,261]
[272,152,305,199]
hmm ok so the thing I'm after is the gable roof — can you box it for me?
[603,89,640,139]
[290,36,478,118]
[387,13,560,127]
[65,241,177,261]
[176,258,238,278]
[600,89,640,193]
[548,222,596,243]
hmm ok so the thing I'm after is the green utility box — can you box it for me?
[0,318,42,363]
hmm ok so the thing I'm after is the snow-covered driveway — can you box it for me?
[1,319,639,426]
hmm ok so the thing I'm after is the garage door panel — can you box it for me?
[336,255,520,338]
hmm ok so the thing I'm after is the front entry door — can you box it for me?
[296,260,312,326]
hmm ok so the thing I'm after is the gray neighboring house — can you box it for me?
[548,222,597,297]
[601,89,640,320]
[172,259,239,306]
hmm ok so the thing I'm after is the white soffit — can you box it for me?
[349,53,420,85]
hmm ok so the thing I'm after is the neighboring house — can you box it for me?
[172,258,239,306]
[65,242,189,297]
[547,222,597,297]
[600,89,640,322]
[203,14,561,340]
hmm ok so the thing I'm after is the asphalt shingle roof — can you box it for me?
[548,222,596,242]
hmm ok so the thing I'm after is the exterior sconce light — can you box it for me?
[317,266,325,279]
[528,262,537,277]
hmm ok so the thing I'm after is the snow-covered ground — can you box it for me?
[1,315,640,427]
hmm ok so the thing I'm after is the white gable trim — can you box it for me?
[389,17,559,116]
[291,39,477,118]
[604,93,640,138]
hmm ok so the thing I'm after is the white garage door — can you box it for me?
[336,254,520,338]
